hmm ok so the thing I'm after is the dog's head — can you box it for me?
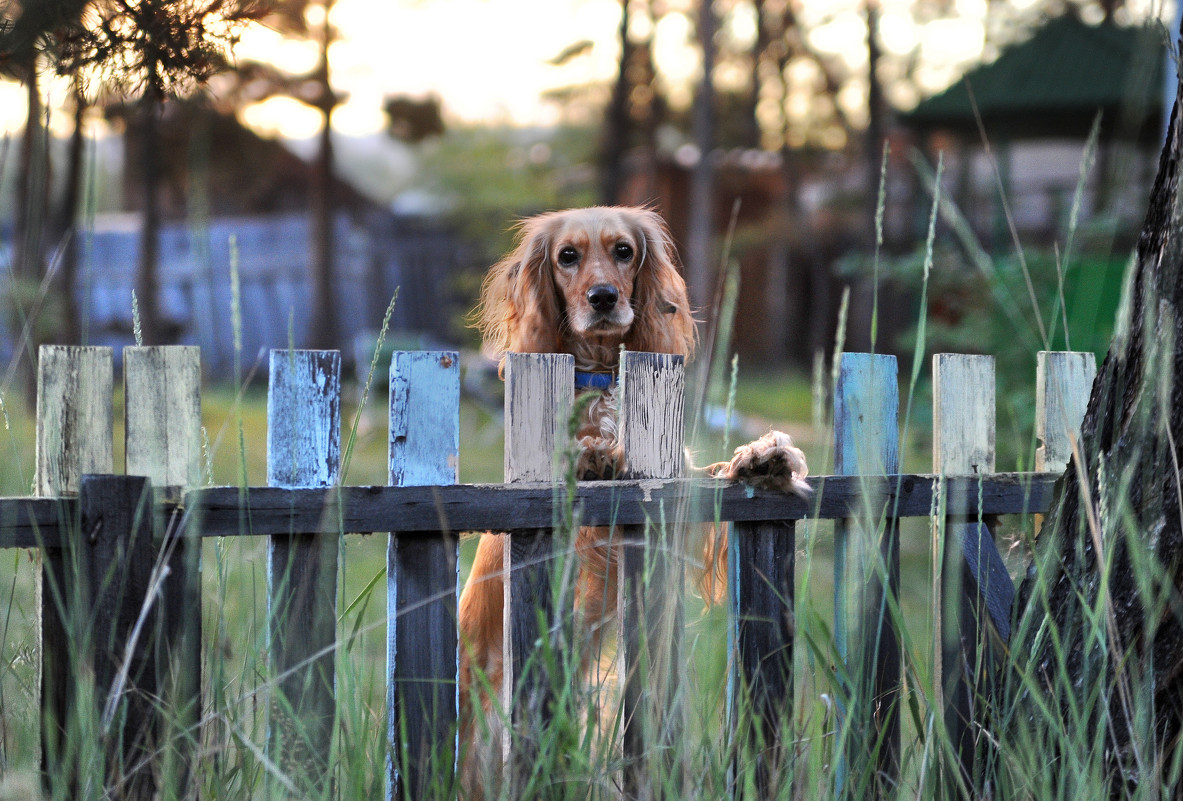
[474,206,698,370]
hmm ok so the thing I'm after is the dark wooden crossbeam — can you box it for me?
[0,497,75,548]
[0,472,1060,546]
[185,472,1058,537]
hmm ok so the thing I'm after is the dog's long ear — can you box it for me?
[472,215,563,371]
[626,209,698,358]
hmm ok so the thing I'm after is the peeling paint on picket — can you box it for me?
[387,350,460,801]
[266,349,341,797]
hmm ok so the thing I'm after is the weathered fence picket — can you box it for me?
[78,473,158,801]
[933,353,1005,798]
[2,345,1102,801]
[502,352,574,793]
[35,345,115,498]
[833,352,901,798]
[124,345,203,798]
[124,346,203,494]
[1036,351,1097,473]
[728,516,795,794]
[36,345,115,796]
[617,351,686,801]
[387,350,461,801]
[266,349,341,796]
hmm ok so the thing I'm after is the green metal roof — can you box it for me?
[903,15,1166,140]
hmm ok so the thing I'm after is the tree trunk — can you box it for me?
[685,0,717,314]
[600,0,632,206]
[742,0,767,151]
[308,1,339,350]
[50,76,86,345]
[1015,27,1183,792]
[136,87,165,346]
[15,67,47,284]
[12,64,48,404]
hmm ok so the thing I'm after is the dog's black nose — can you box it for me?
[587,284,618,313]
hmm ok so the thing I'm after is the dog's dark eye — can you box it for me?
[614,242,634,261]
[557,246,579,267]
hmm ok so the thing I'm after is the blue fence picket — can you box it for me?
[387,351,461,801]
[266,348,341,797]
[834,352,901,798]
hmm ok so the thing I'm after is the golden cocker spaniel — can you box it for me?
[459,206,809,754]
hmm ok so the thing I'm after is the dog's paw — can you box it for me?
[706,430,811,497]
[576,436,627,480]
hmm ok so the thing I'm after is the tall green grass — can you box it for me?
[1,116,1179,801]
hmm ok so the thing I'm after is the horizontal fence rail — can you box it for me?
[0,473,1060,548]
[0,343,1093,801]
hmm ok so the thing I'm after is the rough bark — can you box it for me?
[1015,26,1183,791]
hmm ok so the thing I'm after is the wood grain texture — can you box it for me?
[619,351,685,480]
[35,345,114,788]
[618,352,685,800]
[933,354,995,475]
[390,351,461,487]
[931,357,1012,634]
[503,352,573,482]
[0,469,1060,546]
[834,353,899,477]
[123,345,203,799]
[1035,351,1097,473]
[386,351,460,801]
[730,519,795,795]
[933,354,1007,799]
[502,353,574,785]
[265,349,340,797]
[124,346,202,494]
[181,472,1059,538]
[834,352,900,799]
[0,498,72,548]
[267,350,341,490]
[80,475,158,801]
[833,353,899,665]
[36,345,114,496]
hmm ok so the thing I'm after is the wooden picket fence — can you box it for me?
[0,344,1095,800]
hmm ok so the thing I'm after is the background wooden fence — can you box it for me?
[0,344,1094,800]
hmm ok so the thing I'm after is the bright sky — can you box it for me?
[0,0,1169,139]
[236,0,630,137]
[233,0,1002,138]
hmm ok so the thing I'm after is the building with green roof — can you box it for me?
[901,14,1167,248]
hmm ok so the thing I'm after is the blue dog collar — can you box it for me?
[574,370,616,390]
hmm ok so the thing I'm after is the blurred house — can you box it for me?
[620,148,872,370]
[46,102,469,377]
[626,14,1166,370]
[902,14,1165,250]
[76,210,464,378]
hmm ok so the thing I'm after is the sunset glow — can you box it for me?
[0,0,1172,139]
